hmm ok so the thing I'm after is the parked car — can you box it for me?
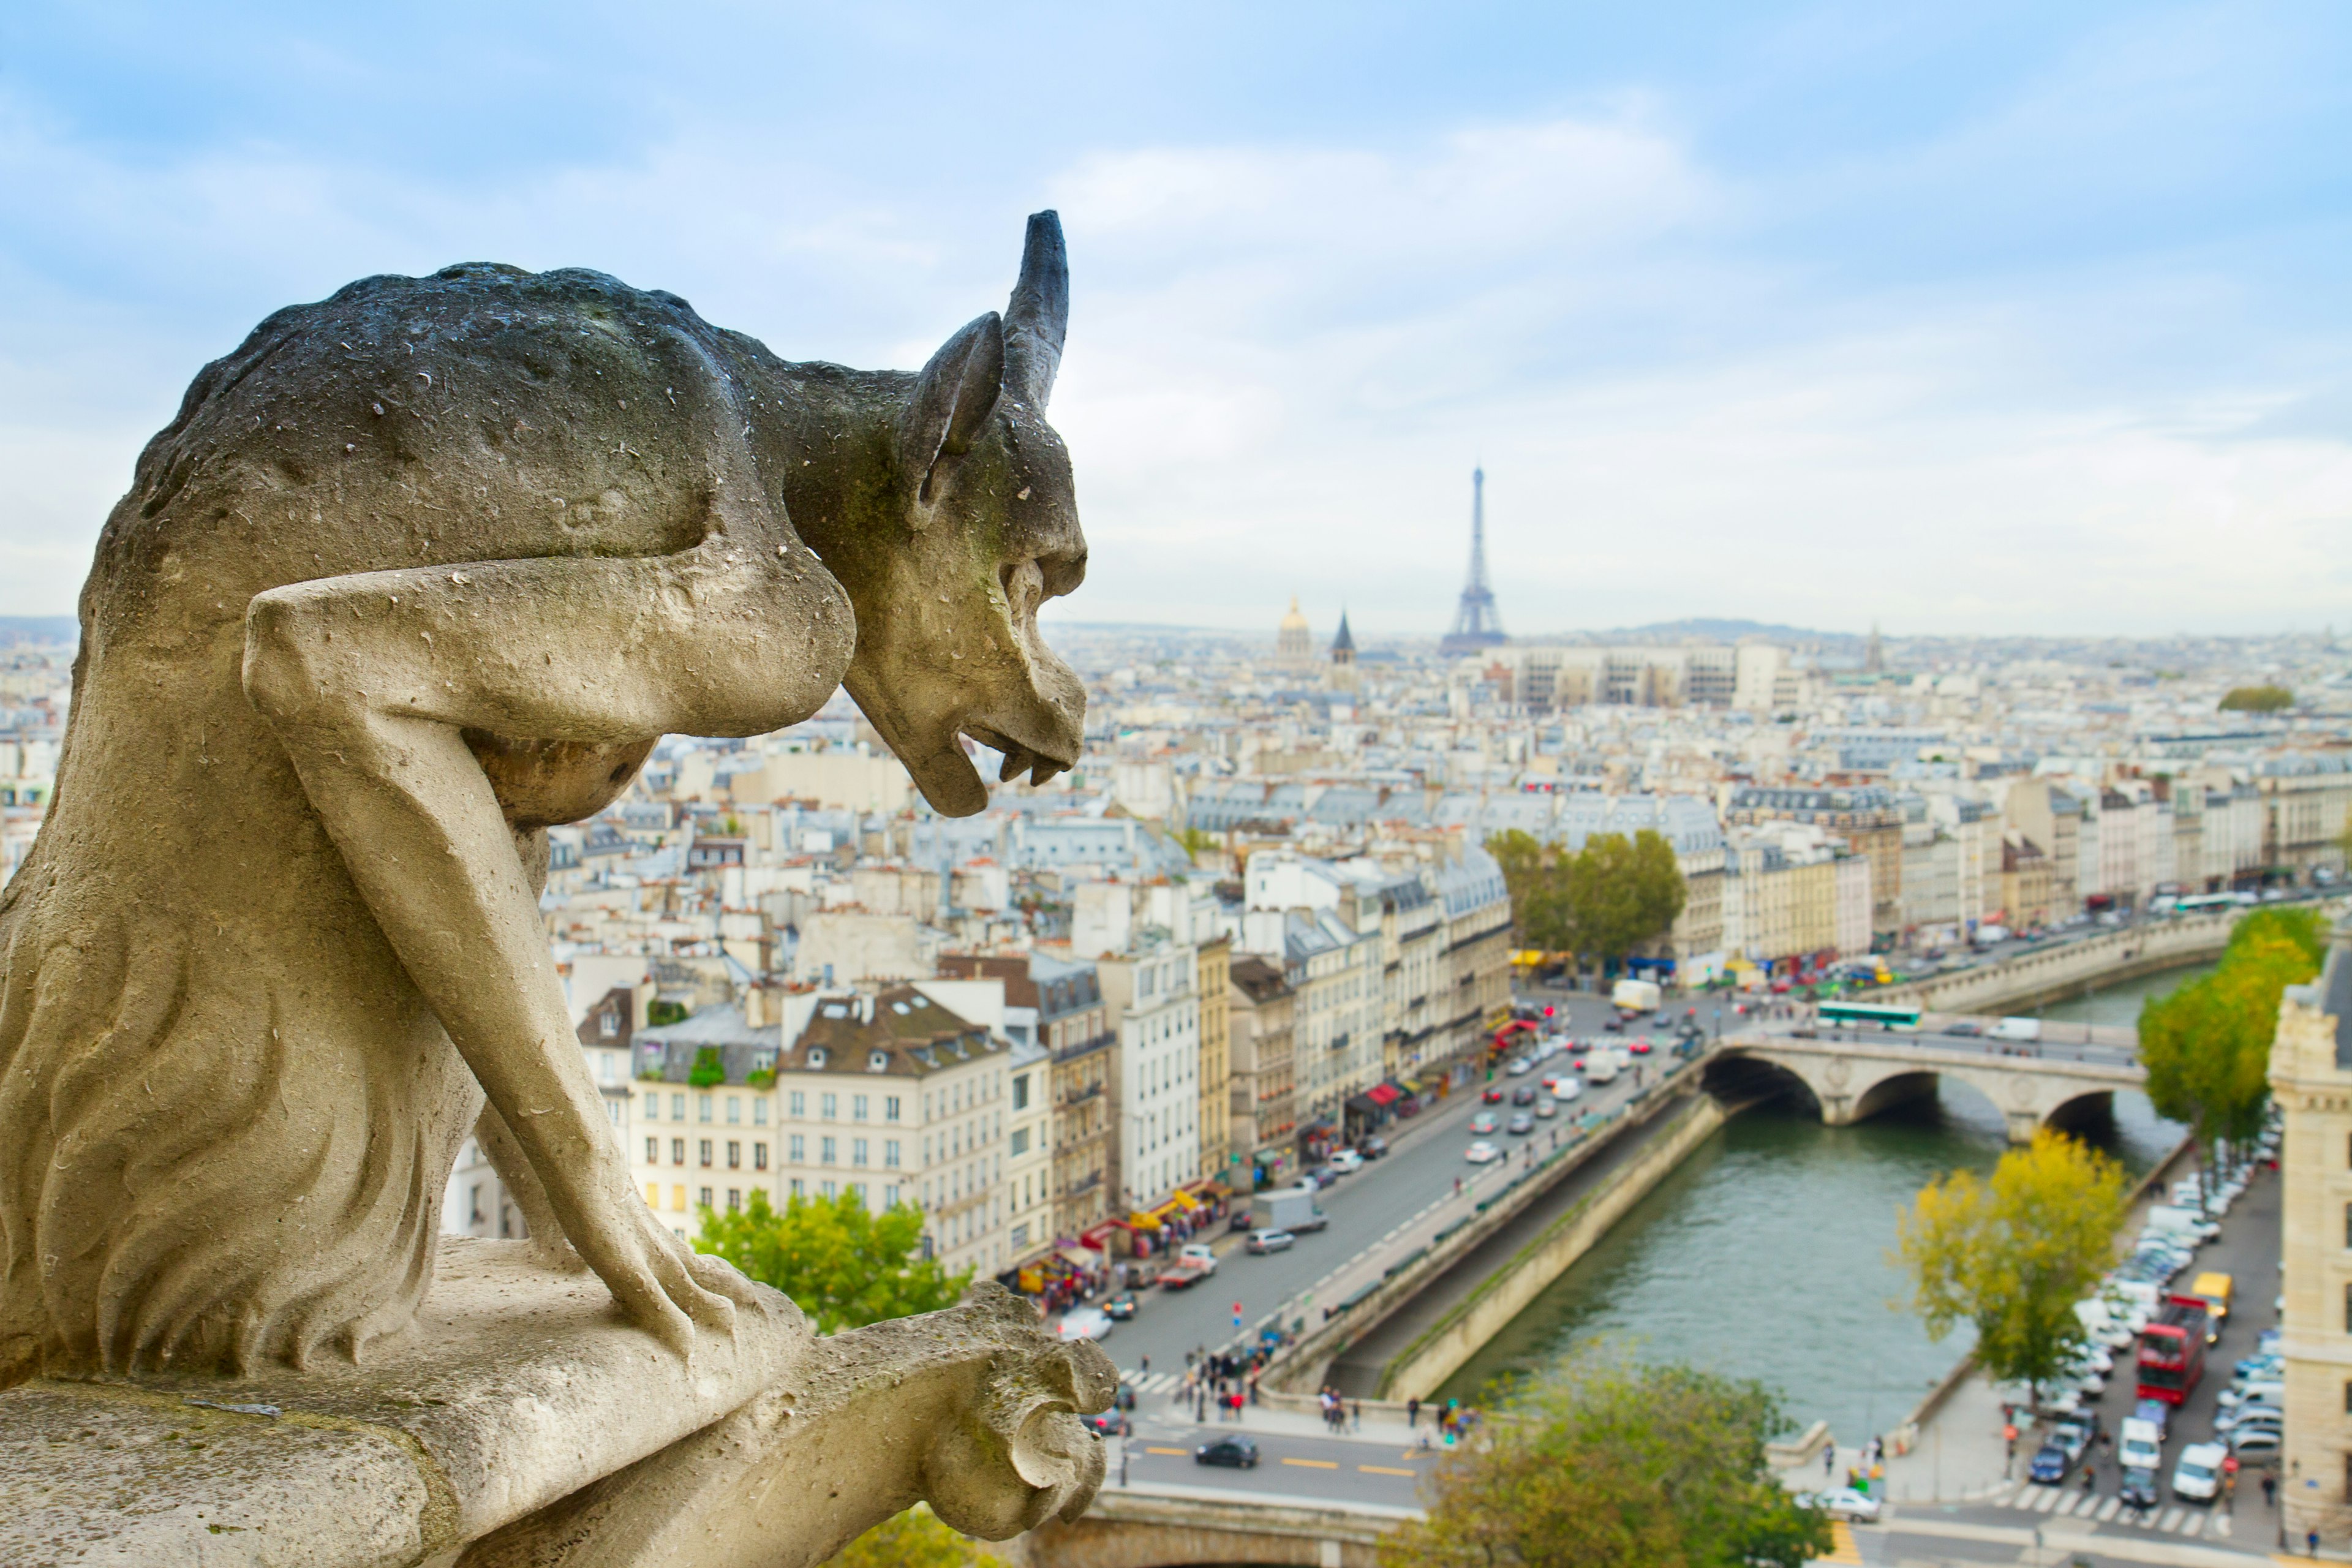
[1470,1112,1499,1135]
[2228,1428,2282,1459]
[1195,1436,1259,1469]
[1327,1149,1364,1175]
[1245,1229,1295,1255]
[1798,1488,1882,1523]
[1466,1140,1502,1164]
[1359,1135,1390,1159]
[1507,1112,1536,1136]
[1102,1292,1137,1321]
[1507,1056,1536,1077]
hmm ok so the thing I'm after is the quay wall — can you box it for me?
[1875,913,2237,1017]
[1374,1092,1727,1400]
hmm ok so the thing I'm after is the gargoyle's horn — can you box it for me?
[1004,210,1067,411]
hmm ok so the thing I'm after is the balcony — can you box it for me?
[1054,1030,1115,1065]
[1060,1082,1104,1108]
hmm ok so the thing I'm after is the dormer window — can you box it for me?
[869,1050,889,1072]
[821,1004,848,1019]
[891,1001,909,1015]
[807,1047,828,1068]
[910,995,929,1009]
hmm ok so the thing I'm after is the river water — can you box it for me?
[1433,963,2212,1441]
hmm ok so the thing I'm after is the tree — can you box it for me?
[1897,1130,2126,1405]
[2217,684,2293,712]
[1563,829,1687,966]
[1379,1350,1829,1568]
[1177,824,1219,865]
[821,1504,982,1568]
[695,1189,973,1334]
[2140,908,2323,1200]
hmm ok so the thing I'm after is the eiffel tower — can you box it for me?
[1439,466,1507,655]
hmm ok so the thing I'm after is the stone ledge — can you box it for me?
[0,1238,812,1566]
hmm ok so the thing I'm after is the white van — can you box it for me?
[1583,1049,1626,1085]
[2120,1417,2163,1472]
[1989,1017,2041,1043]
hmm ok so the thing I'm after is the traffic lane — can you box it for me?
[1112,1424,1452,1507]
[1104,1041,1648,1368]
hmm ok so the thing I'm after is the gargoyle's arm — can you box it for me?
[241,534,853,1355]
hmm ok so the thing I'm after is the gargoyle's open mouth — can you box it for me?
[965,723,1075,788]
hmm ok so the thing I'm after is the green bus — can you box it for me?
[1816,1001,1923,1031]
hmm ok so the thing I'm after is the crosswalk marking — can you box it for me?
[2096,1496,2120,1521]
[2182,1513,2203,1537]
[2031,1487,2062,1512]
[2054,1490,2082,1516]
[2159,1507,2183,1532]
[1816,1520,1862,1565]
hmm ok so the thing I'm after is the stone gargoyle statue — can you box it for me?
[0,213,1111,1566]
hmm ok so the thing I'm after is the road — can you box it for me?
[1090,988,1654,1379]
[1104,1413,1452,1509]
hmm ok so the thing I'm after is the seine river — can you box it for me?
[1433,963,2213,1442]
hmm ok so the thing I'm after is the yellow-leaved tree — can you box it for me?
[821,1504,987,1568]
[1897,1129,2125,1406]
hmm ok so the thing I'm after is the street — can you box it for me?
[1089,987,1657,1380]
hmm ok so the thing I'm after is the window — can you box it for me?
[885,1096,901,1121]
[884,1185,900,1208]
[753,1100,768,1126]
[671,1138,685,1166]
[671,1093,685,1120]
[885,1140,900,1168]
[821,1180,837,1200]
[790,1134,806,1162]
[2344,1381,2352,1415]
[726,1140,741,1169]
[671,1185,685,1212]
[600,1012,619,1038]
[644,1093,658,1121]
[807,1047,827,1068]
[699,1186,713,1210]
[853,1095,870,1121]
[754,1142,768,1170]
[698,1139,713,1168]
[1011,1128,1028,1156]
[869,1050,889,1072]
[853,1138,869,1167]
[2344,1280,2351,1333]
[644,1137,658,1163]
[727,1097,741,1125]
[821,1093,839,1120]
[790,1178,805,1198]
[1012,1074,1030,1111]
[698,1095,714,1123]
[790,1091,805,1117]
[726,1188,742,1212]
[821,1136,837,1164]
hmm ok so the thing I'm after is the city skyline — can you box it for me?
[2,5,2348,636]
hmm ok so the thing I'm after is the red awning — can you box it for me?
[1364,1082,1401,1106]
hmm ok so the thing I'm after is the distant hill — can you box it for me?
[1596,617,1860,645]
[0,616,77,647]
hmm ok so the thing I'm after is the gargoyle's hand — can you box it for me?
[920,1285,1118,1539]
[570,1180,760,1360]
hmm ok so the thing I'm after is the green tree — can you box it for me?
[821,1504,982,1568]
[1562,829,1689,966]
[1487,829,1575,952]
[1177,824,1219,865]
[1379,1349,1829,1568]
[1897,1130,2125,1405]
[2141,909,2323,1199]
[696,1189,972,1334]
[2217,684,2293,712]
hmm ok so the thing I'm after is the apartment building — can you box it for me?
[1227,954,1298,1186]
[1434,846,1513,1063]
[1096,940,1202,1213]
[2270,936,2352,1547]
[1725,785,1905,937]
[1196,935,1234,1183]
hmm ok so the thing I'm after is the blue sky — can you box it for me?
[3,3,2348,636]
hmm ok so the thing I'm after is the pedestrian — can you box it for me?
[2310,1528,2321,1559]
[2264,1474,2278,1508]
[1408,1396,1420,1429]
[1140,1354,1150,1375]
[1351,1400,1362,1433]
[1823,1446,1836,1482]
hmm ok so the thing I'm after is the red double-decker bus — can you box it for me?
[2136,1294,2211,1405]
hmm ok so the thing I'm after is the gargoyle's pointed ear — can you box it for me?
[1003,210,1066,412]
[902,311,1005,503]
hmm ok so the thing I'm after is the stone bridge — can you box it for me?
[1703,1033,2146,1143]
[1005,1488,1407,1568]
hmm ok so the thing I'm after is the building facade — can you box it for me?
[2272,935,2352,1547]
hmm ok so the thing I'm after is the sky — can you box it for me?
[2,3,2348,639]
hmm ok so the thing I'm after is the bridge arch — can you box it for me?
[1700,1051,1821,1118]
[1707,1041,2143,1145]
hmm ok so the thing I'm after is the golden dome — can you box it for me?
[1279,595,1309,632]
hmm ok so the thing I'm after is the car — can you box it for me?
[2172,1442,2228,1502]
[1567,1038,1592,1054]
[2228,1428,2282,1458]
[1628,1038,1653,1055]
[1080,1410,1129,1439]
[1654,1012,1673,1027]
[1534,1095,1559,1119]
[1470,1111,1499,1135]
[1507,1056,1536,1077]
[1102,1291,1137,1321]
[2217,1403,2281,1433]
[2027,1441,2075,1484]
[1195,1436,1259,1468]
[1057,1306,1112,1342]
[1945,1020,1983,1036]
[1482,1087,1507,1104]
[1359,1135,1389,1159]
[2119,1467,2160,1511]
[1158,1262,1208,1291]
[1601,1016,1623,1032]
[1178,1242,1219,1274]
[1327,1149,1364,1175]
[1507,1112,1536,1136]
[1466,1140,1502,1164]
[1511,1085,1538,1107]
[1246,1228,1295,1254]
[1798,1487,1882,1523]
